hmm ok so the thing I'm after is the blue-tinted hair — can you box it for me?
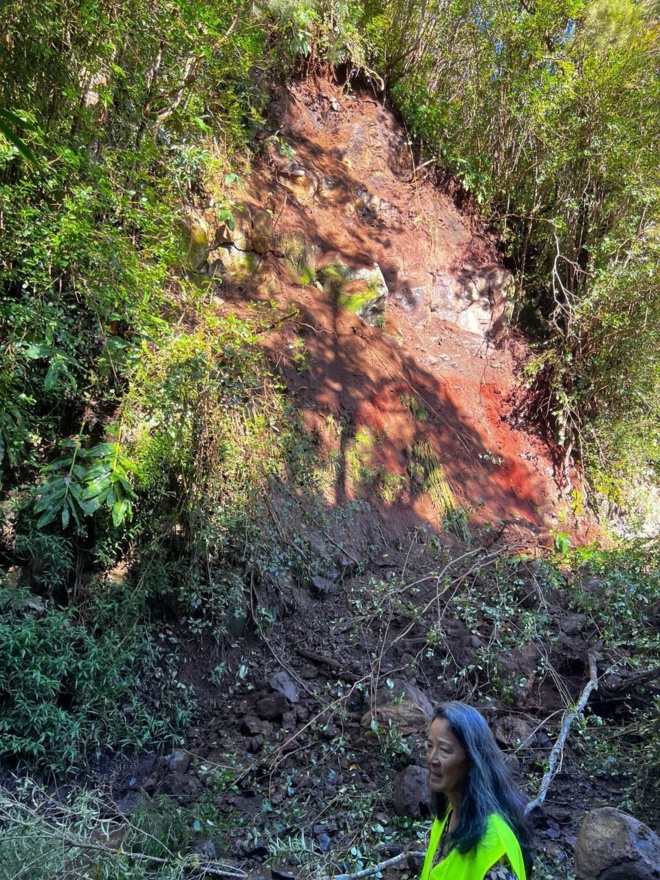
[430,702,533,871]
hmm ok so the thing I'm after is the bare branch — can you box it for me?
[315,850,427,880]
[525,653,599,814]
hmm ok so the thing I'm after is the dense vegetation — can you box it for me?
[1,1,659,876]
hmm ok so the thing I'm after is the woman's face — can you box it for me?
[426,717,469,801]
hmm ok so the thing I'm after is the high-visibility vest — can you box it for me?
[420,812,526,880]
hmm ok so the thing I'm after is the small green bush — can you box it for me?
[0,588,192,772]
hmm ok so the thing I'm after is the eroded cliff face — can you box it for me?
[185,75,590,543]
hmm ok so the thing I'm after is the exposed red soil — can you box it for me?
[216,75,593,545]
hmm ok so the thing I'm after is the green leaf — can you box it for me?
[44,364,59,392]
[36,508,58,528]
[112,498,130,526]
[0,112,38,163]
[0,109,37,130]
[82,476,113,498]
[24,344,53,360]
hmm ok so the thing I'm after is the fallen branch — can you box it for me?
[601,665,660,697]
[526,652,598,814]
[0,797,247,879]
[296,646,360,681]
[315,850,426,880]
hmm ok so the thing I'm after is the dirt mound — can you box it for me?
[210,75,591,544]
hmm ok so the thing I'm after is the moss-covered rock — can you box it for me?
[320,262,389,324]
[208,246,260,281]
[179,211,211,270]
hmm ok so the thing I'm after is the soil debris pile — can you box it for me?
[197,76,589,543]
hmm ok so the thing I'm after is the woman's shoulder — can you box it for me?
[480,814,521,851]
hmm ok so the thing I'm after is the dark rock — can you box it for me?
[544,823,561,840]
[575,807,660,880]
[392,766,431,818]
[256,693,289,721]
[230,794,263,816]
[167,750,190,775]
[408,852,425,873]
[161,772,202,801]
[241,715,267,736]
[268,670,300,704]
[132,753,157,779]
[560,613,588,635]
[248,735,264,753]
[322,720,339,740]
[281,711,296,731]
[494,716,536,750]
[247,843,269,860]
[141,772,163,794]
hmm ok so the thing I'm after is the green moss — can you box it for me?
[279,233,316,285]
[334,286,381,314]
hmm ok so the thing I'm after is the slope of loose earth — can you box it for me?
[206,75,592,546]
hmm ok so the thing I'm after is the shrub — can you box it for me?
[0,586,192,772]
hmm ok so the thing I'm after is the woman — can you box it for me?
[421,702,533,880]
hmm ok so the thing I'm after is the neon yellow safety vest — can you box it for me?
[420,812,527,880]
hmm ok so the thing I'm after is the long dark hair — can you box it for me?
[430,702,533,871]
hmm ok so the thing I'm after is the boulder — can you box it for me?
[560,613,588,635]
[431,266,514,339]
[392,766,431,818]
[161,772,203,801]
[180,210,211,270]
[361,698,429,736]
[575,807,660,880]
[241,715,269,736]
[493,715,536,750]
[321,261,389,325]
[214,204,272,255]
[268,670,300,704]
[208,245,259,281]
[167,749,190,775]
[392,285,429,326]
[193,839,217,860]
[219,205,251,250]
[310,574,337,598]
[255,692,289,721]
[250,207,273,255]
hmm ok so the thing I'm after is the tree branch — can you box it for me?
[315,850,427,880]
[526,653,599,813]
